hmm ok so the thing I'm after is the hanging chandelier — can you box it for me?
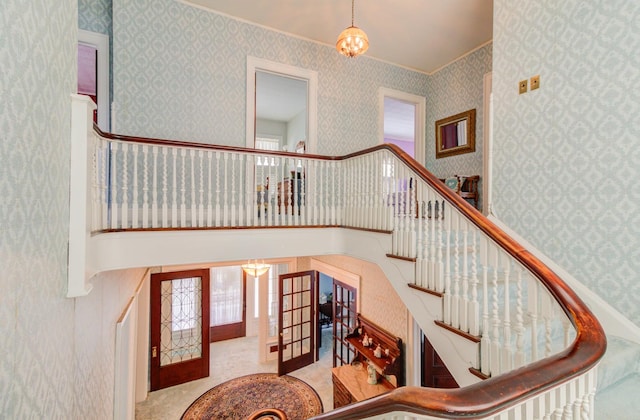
[336,0,369,57]
[241,260,271,277]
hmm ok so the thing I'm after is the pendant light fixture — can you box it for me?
[336,0,369,57]
[241,260,271,277]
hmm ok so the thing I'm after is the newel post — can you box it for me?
[67,94,97,297]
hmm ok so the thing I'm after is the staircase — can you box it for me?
[69,96,607,419]
[594,336,640,419]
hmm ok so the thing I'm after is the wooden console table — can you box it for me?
[332,314,404,409]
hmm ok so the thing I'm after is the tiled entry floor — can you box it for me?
[136,329,334,419]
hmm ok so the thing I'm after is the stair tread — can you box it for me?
[595,373,640,420]
[597,336,640,391]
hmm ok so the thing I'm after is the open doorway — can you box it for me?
[78,29,110,131]
[379,87,426,163]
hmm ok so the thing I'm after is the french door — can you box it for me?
[150,269,210,391]
[332,280,357,367]
[278,270,318,376]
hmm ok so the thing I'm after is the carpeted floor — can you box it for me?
[181,373,323,420]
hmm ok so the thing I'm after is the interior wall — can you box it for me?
[256,118,287,146]
[425,43,492,210]
[111,0,429,155]
[2,0,74,416]
[298,255,408,342]
[78,0,113,105]
[492,0,640,326]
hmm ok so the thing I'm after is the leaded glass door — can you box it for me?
[150,269,210,391]
[278,270,317,376]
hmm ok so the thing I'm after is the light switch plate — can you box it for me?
[519,79,528,94]
[530,75,540,90]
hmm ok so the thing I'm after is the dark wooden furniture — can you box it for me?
[277,171,304,214]
[319,301,333,327]
[440,175,480,209]
[331,315,404,409]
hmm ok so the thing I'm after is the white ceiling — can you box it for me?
[184,0,493,74]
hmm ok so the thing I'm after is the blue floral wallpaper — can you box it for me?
[426,44,492,210]
[492,0,640,325]
[112,0,430,156]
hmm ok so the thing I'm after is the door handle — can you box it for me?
[152,346,157,358]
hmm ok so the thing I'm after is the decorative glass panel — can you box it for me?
[160,277,202,366]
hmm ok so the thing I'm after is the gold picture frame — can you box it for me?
[435,109,476,159]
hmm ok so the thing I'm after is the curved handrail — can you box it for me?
[93,127,606,418]
[314,145,607,418]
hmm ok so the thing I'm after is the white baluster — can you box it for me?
[460,219,469,332]
[451,212,461,329]
[180,148,187,227]
[491,248,502,376]
[230,153,237,226]
[110,142,118,229]
[436,199,446,293]
[542,291,553,358]
[480,236,491,376]
[416,186,426,288]
[427,196,436,290]
[121,142,129,228]
[502,254,513,371]
[100,139,108,230]
[528,276,540,362]
[205,150,212,227]
[198,150,204,227]
[442,200,451,323]
[90,135,100,231]
[408,175,416,258]
[151,146,158,228]
[131,143,139,228]
[162,147,168,227]
[515,269,525,367]
[213,151,219,226]
[190,149,196,227]
[223,153,229,226]
[469,228,480,336]
[140,144,148,228]
[171,147,178,227]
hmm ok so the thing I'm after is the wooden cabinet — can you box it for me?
[277,176,303,214]
[331,314,404,409]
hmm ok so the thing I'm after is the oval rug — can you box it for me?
[181,373,323,420]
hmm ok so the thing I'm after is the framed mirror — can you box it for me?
[435,109,476,159]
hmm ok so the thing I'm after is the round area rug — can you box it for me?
[181,373,323,420]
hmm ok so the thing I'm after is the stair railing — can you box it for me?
[69,96,606,419]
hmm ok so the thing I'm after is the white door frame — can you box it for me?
[378,87,426,163]
[246,57,318,153]
[78,29,110,131]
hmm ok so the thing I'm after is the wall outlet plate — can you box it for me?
[530,75,540,90]
[519,79,528,94]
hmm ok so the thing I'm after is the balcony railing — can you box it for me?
[69,95,606,419]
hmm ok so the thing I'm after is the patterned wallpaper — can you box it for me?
[78,0,112,35]
[426,44,492,210]
[2,2,144,418]
[1,0,76,416]
[492,0,640,326]
[112,0,429,156]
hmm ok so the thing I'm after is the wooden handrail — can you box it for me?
[93,127,606,418]
[313,145,607,418]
